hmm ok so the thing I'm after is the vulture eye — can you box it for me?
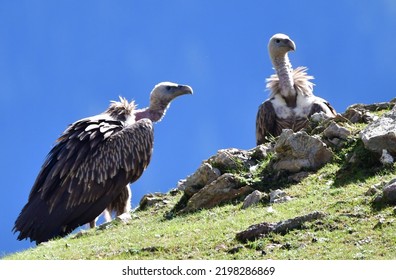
[166,86,172,91]
[275,39,281,43]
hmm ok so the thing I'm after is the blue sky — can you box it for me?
[1,1,395,256]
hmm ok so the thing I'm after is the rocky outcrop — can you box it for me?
[273,129,333,173]
[171,99,396,214]
[174,146,270,213]
[360,107,396,158]
[180,173,254,213]
[342,101,395,123]
[139,193,171,210]
[177,163,221,195]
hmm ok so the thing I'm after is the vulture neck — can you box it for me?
[272,53,296,100]
[135,99,171,123]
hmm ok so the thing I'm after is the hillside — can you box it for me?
[4,100,396,260]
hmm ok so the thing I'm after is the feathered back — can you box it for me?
[266,66,314,98]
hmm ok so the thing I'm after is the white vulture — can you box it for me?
[256,33,336,145]
[14,82,192,244]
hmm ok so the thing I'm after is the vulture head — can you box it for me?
[268,33,296,64]
[147,82,193,122]
[150,82,193,105]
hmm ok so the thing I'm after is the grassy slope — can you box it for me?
[4,110,396,260]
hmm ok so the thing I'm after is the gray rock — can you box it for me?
[380,149,394,166]
[174,146,272,213]
[310,112,331,123]
[342,107,378,123]
[383,182,396,204]
[139,193,169,210]
[249,144,271,161]
[374,178,396,205]
[180,173,254,213]
[206,146,271,173]
[115,212,132,224]
[178,162,221,195]
[269,189,291,204]
[236,211,326,242]
[323,121,351,140]
[360,108,396,156]
[208,148,250,171]
[208,147,264,172]
[273,129,333,173]
[342,107,364,123]
[242,190,264,209]
[349,102,395,112]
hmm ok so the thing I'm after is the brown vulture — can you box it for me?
[256,33,336,145]
[14,82,193,244]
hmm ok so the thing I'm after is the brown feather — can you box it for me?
[14,82,192,243]
[256,67,336,144]
[14,105,154,243]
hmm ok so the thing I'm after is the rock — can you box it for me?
[178,162,221,196]
[139,193,169,210]
[236,211,326,242]
[380,149,394,165]
[208,148,251,171]
[207,146,270,172]
[115,212,132,224]
[180,173,254,213]
[382,181,396,204]
[323,121,351,140]
[208,148,255,172]
[373,178,396,205]
[241,190,265,209]
[269,189,291,204]
[360,108,396,156]
[349,102,395,112]
[273,129,333,173]
[310,112,330,123]
[173,146,273,213]
[342,107,364,123]
[249,144,271,160]
[342,107,378,123]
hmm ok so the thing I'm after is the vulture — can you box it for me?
[14,82,193,244]
[256,33,336,145]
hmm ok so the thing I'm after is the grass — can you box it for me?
[4,108,396,260]
[5,163,396,260]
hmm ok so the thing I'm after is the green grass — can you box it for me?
[5,163,396,260]
[4,109,396,260]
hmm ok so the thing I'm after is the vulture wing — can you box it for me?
[14,117,153,243]
[256,100,277,145]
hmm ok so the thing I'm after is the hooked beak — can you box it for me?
[286,39,296,51]
[174,84,193,96]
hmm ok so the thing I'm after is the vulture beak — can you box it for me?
[286,39,296,51]
[174,84,193,96]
